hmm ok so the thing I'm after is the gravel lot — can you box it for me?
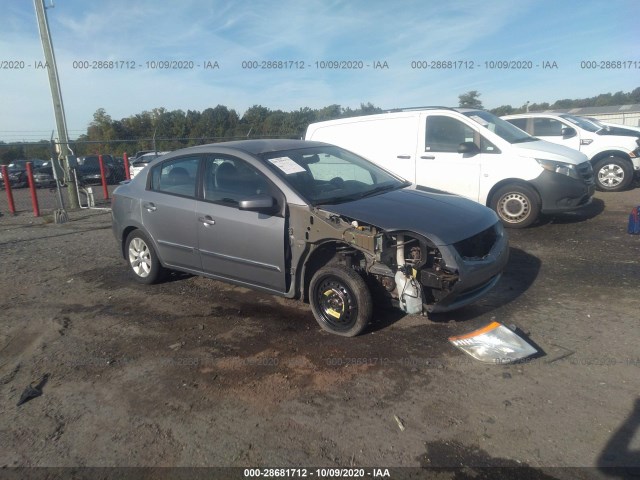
[0,186,639,479]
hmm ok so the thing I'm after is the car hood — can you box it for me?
[515,139,588,164]
[318,186,499,246]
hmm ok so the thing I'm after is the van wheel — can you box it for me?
[593,157,632,192]
[491,184,540,228]
[309,265,372,337]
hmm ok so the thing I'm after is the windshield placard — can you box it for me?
[268,157,306,175]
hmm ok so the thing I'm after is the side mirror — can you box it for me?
[238,194,276,213]
[458,142,480,155]
[561,127,577,138]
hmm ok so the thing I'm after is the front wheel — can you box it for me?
[490,184,540,228]
[309,265,372,337]
[593,157,633,192]
[125,230,165,284]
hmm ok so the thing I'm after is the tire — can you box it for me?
[125,230,165,284]
[593,157,633,192]
[490,184,540,228]
[309,265,372,337]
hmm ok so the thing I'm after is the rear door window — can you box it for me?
[150,156,200,197]
[533,118,564,136]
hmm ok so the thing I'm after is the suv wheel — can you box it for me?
[309,265,372,337]
[593,157,632,192]
[491,184,540,228]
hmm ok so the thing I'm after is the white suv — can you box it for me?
[502,113,640,192]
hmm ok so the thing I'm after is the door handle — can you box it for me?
[198,215,216,226]
[420,155,435,160]
[397,155,411,159]
[142,202,157,212]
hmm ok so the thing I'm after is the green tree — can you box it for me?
[490,105,515,116]
[458,91,483,109]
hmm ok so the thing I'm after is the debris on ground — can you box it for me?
[16,374,49,407]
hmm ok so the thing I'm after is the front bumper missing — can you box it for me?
[449,321,537,364]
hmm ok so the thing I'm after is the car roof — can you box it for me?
[502,113,563,118]
[178,139,332,156]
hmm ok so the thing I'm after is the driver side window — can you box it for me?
[425,116,475,152]
[202,156,271,205]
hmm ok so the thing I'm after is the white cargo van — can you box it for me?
[305,107,595,228]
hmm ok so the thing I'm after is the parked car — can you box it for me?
[129,151,170,178]
[502,113,640,192]
[132,150,156,160]
[581,117,640,138]
[75,155,126,184]
[0,165,28,188]
[306,107,594,228]
[33,162,58,188]
[112,139,509,337]
[7,159,47,169]
[0,160,46,188]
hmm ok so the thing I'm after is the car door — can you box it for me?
[141,155,201,271]
[195,155,287,293]
[416,113,481,201]
[531,117,581,151]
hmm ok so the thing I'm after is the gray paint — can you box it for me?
[319,186,498,246]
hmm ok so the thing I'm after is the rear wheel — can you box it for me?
[490,184,540,228]
[593,157,632,192]
[309,265,372,337]
[125,230,165,284]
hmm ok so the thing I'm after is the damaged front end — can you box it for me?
[290,205,508,316]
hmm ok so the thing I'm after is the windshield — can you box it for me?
[463,110,535,143]
[260,145,409,206]
[560,114,599,132]
[584,117,605,128]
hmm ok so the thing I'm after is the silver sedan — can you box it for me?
[112,139,508,336]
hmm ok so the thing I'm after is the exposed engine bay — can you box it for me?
[289,205,461,314]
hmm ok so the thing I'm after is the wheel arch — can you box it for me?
[486,178,541,208]
[121,226,139,258]
[299,240,367,303]
[590,150,631,166]
[121,225,165,267]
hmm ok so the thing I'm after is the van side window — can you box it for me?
[533,118,564,136]
[425,116,475,153]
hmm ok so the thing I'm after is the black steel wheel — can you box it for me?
[309,265,372,337]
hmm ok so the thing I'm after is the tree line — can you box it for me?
[1,86,639,163]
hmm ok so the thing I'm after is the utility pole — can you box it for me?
[33,0,78,208]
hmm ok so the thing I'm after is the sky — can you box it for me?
[1,0,639,142]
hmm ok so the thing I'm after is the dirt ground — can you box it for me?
[0,187,639,479]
